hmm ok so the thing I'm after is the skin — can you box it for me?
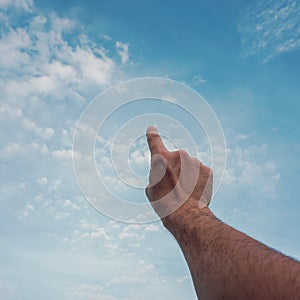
[145,126,300,300]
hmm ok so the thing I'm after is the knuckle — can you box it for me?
[201,164,213,176]
[151,154,166,167]
[192,157,201,166]
[169,149,189,161]
[178,149,189,157]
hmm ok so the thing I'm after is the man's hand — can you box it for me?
[145,126,213,230]
[144,127,300,300]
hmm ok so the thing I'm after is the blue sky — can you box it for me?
[0,0,300,299]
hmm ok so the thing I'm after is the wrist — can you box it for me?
[162,200,212,237]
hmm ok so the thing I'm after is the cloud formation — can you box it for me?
[239,0,300,62]
[0,1,287,299]
[116,41,130,64]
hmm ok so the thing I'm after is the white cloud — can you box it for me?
[0,0,33,11]
[239,0,300,62]
[65,283,122,300]
[64,268,195,300]
[0,5,128,189]
[42,127,55,139]
[0,6,120,138]
[36,177,48,186]
[139,262,155,273]
[52,149,73,161]
[222,143,280,199]
[144,224,160,232]
[63,199,80,211]
[129,148,150,171]
[21,202,35,217]
[93,134,152,197]
[78,220,98,231]
[118,224,145,240]
[116,41,130,64]
[235,133,249,142]
[192,74,207,86]
[1,141,48,159]
[51,179,63,191]
[101,34,113,41]
[104,242,118,254]
[0,3,201,300]
[80,227,109,240]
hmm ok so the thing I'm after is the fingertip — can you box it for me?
[146,125,168,155]
[146,126,158,135]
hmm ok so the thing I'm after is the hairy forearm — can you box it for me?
[166,206,300,300]
[145,127,300,299]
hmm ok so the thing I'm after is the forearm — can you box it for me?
[166,206,300,300]
[145,127,300,299]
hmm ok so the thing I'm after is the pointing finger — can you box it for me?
[146,126,168,156]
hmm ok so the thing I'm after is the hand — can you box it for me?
[145,126,213,230]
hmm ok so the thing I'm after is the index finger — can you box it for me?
[146,126,168,156]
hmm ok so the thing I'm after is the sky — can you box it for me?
[0,0,300,299]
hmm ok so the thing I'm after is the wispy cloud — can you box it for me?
[0,3,194,299]
[239,0,300,62]
[0,0,127,171]
[223,143,280,199]
[192,74,207,86]
[0,0,33,11]
[116,41,130,64]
